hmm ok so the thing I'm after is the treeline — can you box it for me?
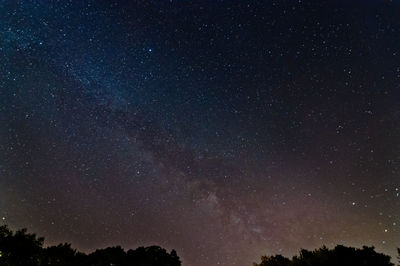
[1,225,399,266]
[0,225,181,266]
[253,245,398,266]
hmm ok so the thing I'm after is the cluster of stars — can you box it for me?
[1,1,400,266]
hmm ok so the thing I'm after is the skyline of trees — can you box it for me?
[0,224,398,266]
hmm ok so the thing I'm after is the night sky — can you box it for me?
[1,0,400,265]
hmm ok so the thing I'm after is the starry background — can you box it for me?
[0,0,399,265]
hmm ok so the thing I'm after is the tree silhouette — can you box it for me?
[0,225,44,266]
[0,225,181,266]
[0,225,396,266]
[88,246,127,266]
[42,243,86,266]
[127,245,181,266]
[254,245,394,266]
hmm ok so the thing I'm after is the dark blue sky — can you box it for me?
[1,1,399,265]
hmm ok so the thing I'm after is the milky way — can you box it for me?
[0,1,399,265]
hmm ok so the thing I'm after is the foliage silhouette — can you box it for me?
[254,245,394,266]
[127,246,181,266]
[0,225,44,266]
[0,225,396,266]
[0,225,181,266]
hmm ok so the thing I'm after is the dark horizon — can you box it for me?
[0,224,397,266]
[1,1,399,265]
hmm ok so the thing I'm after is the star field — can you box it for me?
[0,1,400,265]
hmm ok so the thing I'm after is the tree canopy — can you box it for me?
[254,245,394,266]
[0,225,181,266]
